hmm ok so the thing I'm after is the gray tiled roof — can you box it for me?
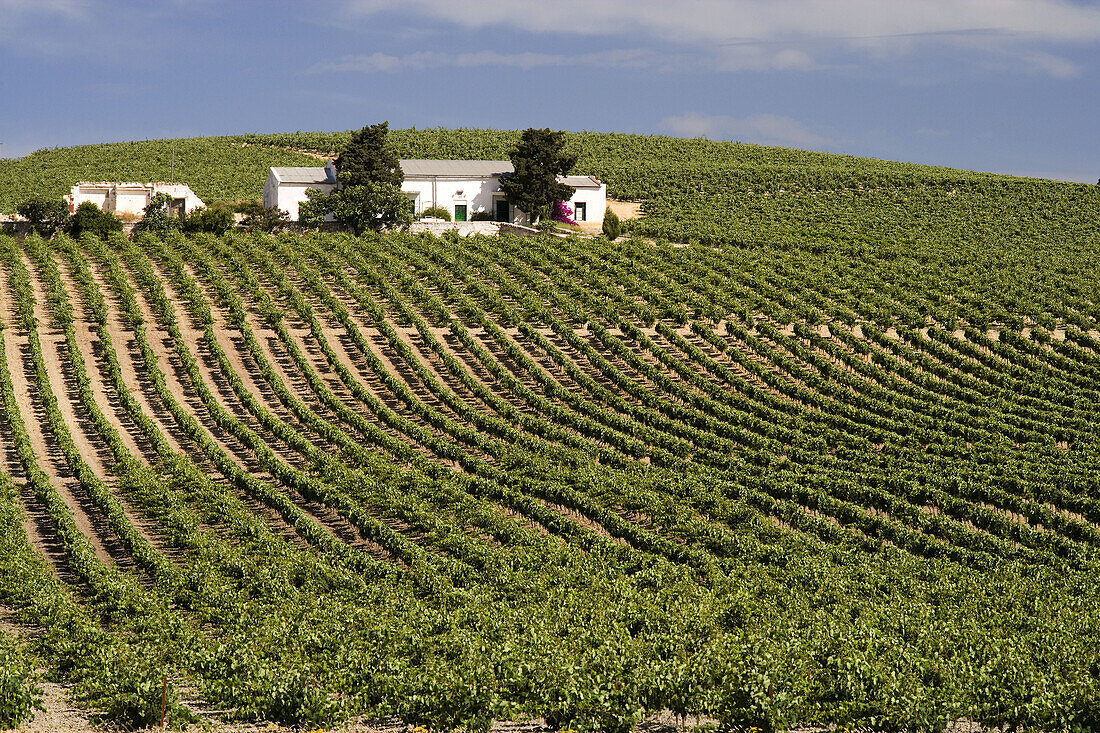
[400,159,514,178]
[271,167,336,184]
[559,175,603,188]
[269,161,602,185]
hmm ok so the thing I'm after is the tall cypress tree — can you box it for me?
[500,128,577,223]
[334,122,404,187]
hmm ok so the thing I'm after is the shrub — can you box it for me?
[68,202,123,239]
[552,201,577,225]
[420,205,451,221]
[0,632,43,729]
[17,196,69,237]
[470,210,493,221]
[602,208,621,240]
[87,667,198,731]
[234,200,264,216]
[240,205,291,232]
[132,192,181,235]
[183,204,235,235]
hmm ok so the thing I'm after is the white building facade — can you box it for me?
[556,175,607,225]
[262,160,338,221]
[263,159,607,225]
[66,182,204,216]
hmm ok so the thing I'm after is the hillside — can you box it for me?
[1,132,1100,731]
[0,138,320,214]
[5,130,1098,260]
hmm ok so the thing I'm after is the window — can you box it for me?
[574,202,586,221]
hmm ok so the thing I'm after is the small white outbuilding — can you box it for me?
[262,159,607,224]
[66,182,204,217]
[556,175,607,225]
[262,160,338,221]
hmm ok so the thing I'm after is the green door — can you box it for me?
[495,199,510,222]
[454,204,467,222]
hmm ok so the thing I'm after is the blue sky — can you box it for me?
[1,0,1099,182]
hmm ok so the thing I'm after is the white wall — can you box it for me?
[404,176,501,220]
[268,170,603,225]
[275,182,335,221]
[69,186,109,211]
[155,183,205,213]
[439,178,498,220]
[566,185,607,223]
[409,221,502,236]
[114,189,148,215]
[262,171,280,211]
[67,182,204,216]
[402,180,433,214]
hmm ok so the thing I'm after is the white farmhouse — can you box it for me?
[66,182,204,217]
[262,159,606,225]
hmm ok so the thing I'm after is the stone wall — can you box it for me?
[408,221,501,237]
[498,223,541,237]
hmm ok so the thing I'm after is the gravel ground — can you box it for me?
[11,698,1003,733]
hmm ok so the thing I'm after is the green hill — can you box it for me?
[5,130,1097,244]
[0,137,320,214]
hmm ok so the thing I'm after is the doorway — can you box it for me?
[454,204,467,222]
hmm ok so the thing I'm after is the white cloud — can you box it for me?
[313,48,667,73]
[1019,51,1079,77]
[0,0,87,16]
[343,0,1100,43]
[660,113,833,149]
[340,0,1100,76]
[714,45,819,72]
[0,0,137,57]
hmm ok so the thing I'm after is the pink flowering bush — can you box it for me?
[552,201,577,225]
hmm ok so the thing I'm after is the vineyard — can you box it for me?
[0,131,1099,732]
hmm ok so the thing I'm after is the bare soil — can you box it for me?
[54,259,159,467]
[607,198,643,220]
[3,262,115,566]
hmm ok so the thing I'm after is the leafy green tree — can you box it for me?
[132,192,180,235]
[68,202,122,239]
[301,122,411,233]
[500,128,577,223]
[334,122,403,187]
[602,208,622,240]
[300,183,412,234]
[17,196,69,237]
[183,203,235,235]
